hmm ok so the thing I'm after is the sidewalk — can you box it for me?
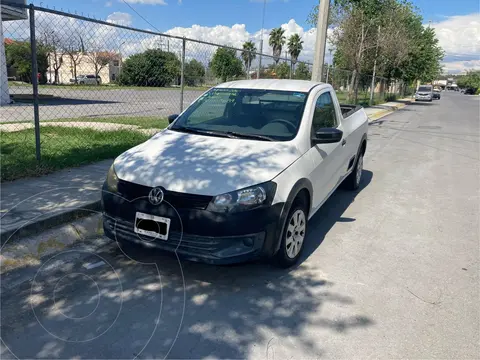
[0,160,111,245]
[0,98,411,246]
[365,98,412,121]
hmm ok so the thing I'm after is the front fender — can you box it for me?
[270,178,313,256]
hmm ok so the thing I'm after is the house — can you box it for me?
[47,51,122,85]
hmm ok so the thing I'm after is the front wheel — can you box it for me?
[275,201,308,268]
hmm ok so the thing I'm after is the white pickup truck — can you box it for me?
[102,80,369,267]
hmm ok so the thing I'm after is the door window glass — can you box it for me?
[312,92,337,131]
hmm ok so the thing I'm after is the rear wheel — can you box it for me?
[275,199,308,268]
[344,151,364,190]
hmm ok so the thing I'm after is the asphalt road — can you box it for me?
[1,92,479,359]
[2,87,205,122]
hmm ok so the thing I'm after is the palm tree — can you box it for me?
[287,34,304,74]
[241,41,257,79]
[269,27,286,65]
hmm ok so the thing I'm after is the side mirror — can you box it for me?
[312,128,343,145]
[168,114,179,124]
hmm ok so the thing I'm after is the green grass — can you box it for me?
[0,126,151,181]
[45,116,169,129]
[335,91,391,106]
[8,116,169,129]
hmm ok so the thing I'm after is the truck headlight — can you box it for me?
[207,182,277,213]
[106,164,119,192]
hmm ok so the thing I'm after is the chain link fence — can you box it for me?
[1,3,405,181]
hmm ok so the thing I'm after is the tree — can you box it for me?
[5,40,49,84]
[184,59,206,86]
[330,3,381,102]
[397,26,444,84]
[119,49,181,87]
[269,27,286,65]
[308,0,444,102]
[209,48,244,83]
[241,41,257,79]
[287,34,303,73]
[276,62,290,79]
[50,52,63,84]
[41,28,64,84]
[456,70,480,90]
[63,34,85,84]
[86,51,117,85]
[294,62,311,80]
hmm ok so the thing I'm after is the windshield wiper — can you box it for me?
[172,126,233,138]
[224,131,275,141]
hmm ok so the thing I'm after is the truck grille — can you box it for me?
[117,180,212,210]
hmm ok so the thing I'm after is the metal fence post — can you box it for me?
[29,4,41,162]
[179,37,186,113]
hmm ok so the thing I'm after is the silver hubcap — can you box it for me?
[285,210,306,259]
[356,155,363,185]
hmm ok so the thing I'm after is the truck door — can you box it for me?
[308,90,349,213]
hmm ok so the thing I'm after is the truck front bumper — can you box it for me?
[102,183,285,264]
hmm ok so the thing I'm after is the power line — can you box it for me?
[120,0,163,34]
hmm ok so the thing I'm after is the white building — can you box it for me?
[1,0,27,105]
[47,52,122,85]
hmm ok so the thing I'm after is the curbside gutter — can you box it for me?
[0,201,102,246]
[1,213,105,274]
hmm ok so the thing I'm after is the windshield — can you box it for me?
[170,88,308,141]
[418,86,432,92]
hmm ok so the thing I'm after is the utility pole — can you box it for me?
[257,0,267,79]
[369,25,381,106]
[311,0,330,82]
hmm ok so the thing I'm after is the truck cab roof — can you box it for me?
[216,79,329,93]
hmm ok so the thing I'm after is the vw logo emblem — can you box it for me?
[148,187,164,205]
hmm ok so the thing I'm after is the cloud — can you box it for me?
[441,59,480,74]
[121,0,168,4]
[165,19,323,65]
[431,13,480,72]
[105,1,113,6]
[106,12,133,26]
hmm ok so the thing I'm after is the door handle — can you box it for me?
[341,139,347,146]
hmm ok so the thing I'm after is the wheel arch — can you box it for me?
[273,178,313,255]
[360,134,367,156]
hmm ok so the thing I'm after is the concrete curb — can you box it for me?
[368,99,412,122]
[0,213,105,274]
[0,200,102,246]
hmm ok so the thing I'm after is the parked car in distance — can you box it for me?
[70,75,101,85]
[102,80,369,267]
[433,89,441,100]
[415,85,433,102]
[464,87,477,95]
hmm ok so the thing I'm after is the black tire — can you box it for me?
[274,198,308,268]
[344,149,364,190]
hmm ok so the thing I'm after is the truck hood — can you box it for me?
[114,129,302,196]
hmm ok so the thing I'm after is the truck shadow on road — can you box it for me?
[300,170,373,264]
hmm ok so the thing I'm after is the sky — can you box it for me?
[19,0,480,73]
